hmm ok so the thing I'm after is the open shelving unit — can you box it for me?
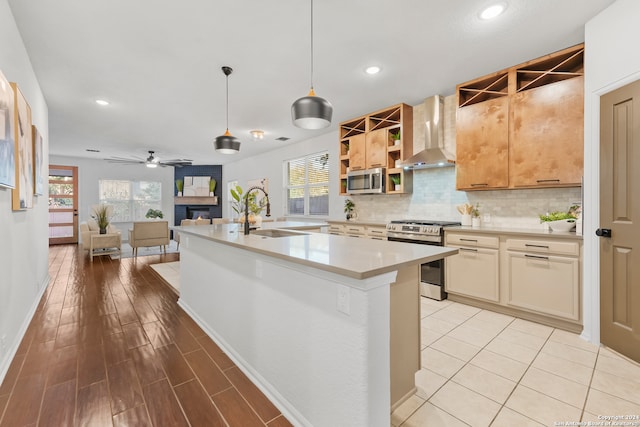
[339,103,412,195]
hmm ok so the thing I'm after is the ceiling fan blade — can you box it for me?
[106,158,145,164]
[160,160,193,167]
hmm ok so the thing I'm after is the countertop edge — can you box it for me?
[445,225,583,240]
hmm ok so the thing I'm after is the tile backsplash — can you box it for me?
[347,167,581,229]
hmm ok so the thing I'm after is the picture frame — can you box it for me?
[32,125,44,196]
[0,70,15,189]
[10,82,34,210]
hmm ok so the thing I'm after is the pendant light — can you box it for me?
[291,0,333,129]
[214,66,241,154]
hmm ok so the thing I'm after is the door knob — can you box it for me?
[595,228,612,237]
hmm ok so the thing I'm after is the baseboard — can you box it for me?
[0,274,50,386]
[178,299,309,427]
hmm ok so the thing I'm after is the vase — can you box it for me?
[99,227,107,234]
[177,191,183,197]
[209,192,214,196]
[254,215,263,227]
[472,217,481,228]
[461,214,472,226]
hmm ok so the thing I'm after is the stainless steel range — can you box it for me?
[386,219,460,300]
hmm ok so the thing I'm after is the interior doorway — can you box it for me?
[598,79,640,363]
[48,165,78,245]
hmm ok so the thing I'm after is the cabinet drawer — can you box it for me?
[327,224,344,234]
[506,252,580,321]
[445,233,499,249]
[505,238,579,256]
[367,227,387,239]
[344,225,366,236]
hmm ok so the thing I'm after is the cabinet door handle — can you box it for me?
[470,183,488,187]
[525,244,549,249]
[536,179,561,183]
[525,254,549,260]
[370,162,384,167]
[460,248,478,252]
[460,238,477,242]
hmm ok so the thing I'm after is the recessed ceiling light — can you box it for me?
[95,99,109,106]
[480,3,506,20]
[365,66,381,75]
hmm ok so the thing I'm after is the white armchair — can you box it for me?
[80,220,120,251]
[128,221,170,257]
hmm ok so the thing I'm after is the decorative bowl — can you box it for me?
[547,219,577,232]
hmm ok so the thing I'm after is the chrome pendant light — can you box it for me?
[214,66,241,154]
[291,0,333,129]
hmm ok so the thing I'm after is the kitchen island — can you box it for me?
[175,221,457,427]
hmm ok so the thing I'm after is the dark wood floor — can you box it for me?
[0,245,292,427]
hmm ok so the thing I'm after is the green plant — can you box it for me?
[391,130,401,141]
[344,199,355,214]
[230,185,244,214]
[539,211,577,222]
[175,179,184,193]
[471,203,480,218]
[145,208,163,219]
[91,205,110,230]
[209,178,217,193]
[390,175,401,185]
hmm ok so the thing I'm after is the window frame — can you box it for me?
[283,151,330,218]
[98,179,163,223]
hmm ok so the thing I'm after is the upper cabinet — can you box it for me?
[339,103,413,195]
[455,44,584,191]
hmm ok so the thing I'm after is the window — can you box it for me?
[285,152,329,216]
[99,180,162,222]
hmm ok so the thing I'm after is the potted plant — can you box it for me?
[209,178,217,196]
[471,203,481,227]
[92,205,111,234]
[175,179,184,196]
[539,206,579,231]
[344,141,350,155]
[145,208,163,219]
[230,184,245,222]
[391,131,401,145]
[390,175,401,191]
[344,198,355,220]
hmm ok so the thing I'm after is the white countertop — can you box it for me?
[176,221,457,280]
[446,225,583,240]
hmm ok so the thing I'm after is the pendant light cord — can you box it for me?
[225,73,229,131]
[310,0,314,91]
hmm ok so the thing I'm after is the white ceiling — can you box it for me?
[8,0,614,165]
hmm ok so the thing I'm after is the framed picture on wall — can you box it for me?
[0,70,15,189]
[10,82,34,210]
[32,125,44,196]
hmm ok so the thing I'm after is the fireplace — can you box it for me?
[186,207,211,220]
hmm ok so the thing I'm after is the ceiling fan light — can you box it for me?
[214,130,241,154]
[292,90,333,129]
[146,162,158,168]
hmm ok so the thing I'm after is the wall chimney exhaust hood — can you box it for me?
[399,95,455,169]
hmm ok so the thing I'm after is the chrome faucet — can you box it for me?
[243,186,271,235]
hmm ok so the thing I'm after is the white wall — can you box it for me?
[582,0,640,344]
[0,0,50,381]
[223,130,343,221]
[50,155,175,239]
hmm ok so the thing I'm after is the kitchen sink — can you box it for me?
[251,229,309,238]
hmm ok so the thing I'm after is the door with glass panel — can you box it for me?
[48,165,78,245]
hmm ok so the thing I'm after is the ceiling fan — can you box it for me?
[106,151,193,168]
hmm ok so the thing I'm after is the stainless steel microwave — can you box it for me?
[347,168,385,194]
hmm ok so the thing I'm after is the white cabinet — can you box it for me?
[505,239,580,321]
[444,230,582,329]
[326,222,386,240]
[445,234,500,302]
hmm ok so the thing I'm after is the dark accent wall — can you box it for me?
[174,165,223,226]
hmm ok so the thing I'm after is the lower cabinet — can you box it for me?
[326,222,387,240]
[505,252,580,320]
[446,247,500,302]
[445,230,582,328]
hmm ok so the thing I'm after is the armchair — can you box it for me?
[128,221,170,257]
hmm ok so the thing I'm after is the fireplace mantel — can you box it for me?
[174,196,218,205]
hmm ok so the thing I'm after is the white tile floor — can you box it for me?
[149,261,180,292]
[392,298,640,427]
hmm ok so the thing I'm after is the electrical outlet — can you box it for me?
[337,285,350,315]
